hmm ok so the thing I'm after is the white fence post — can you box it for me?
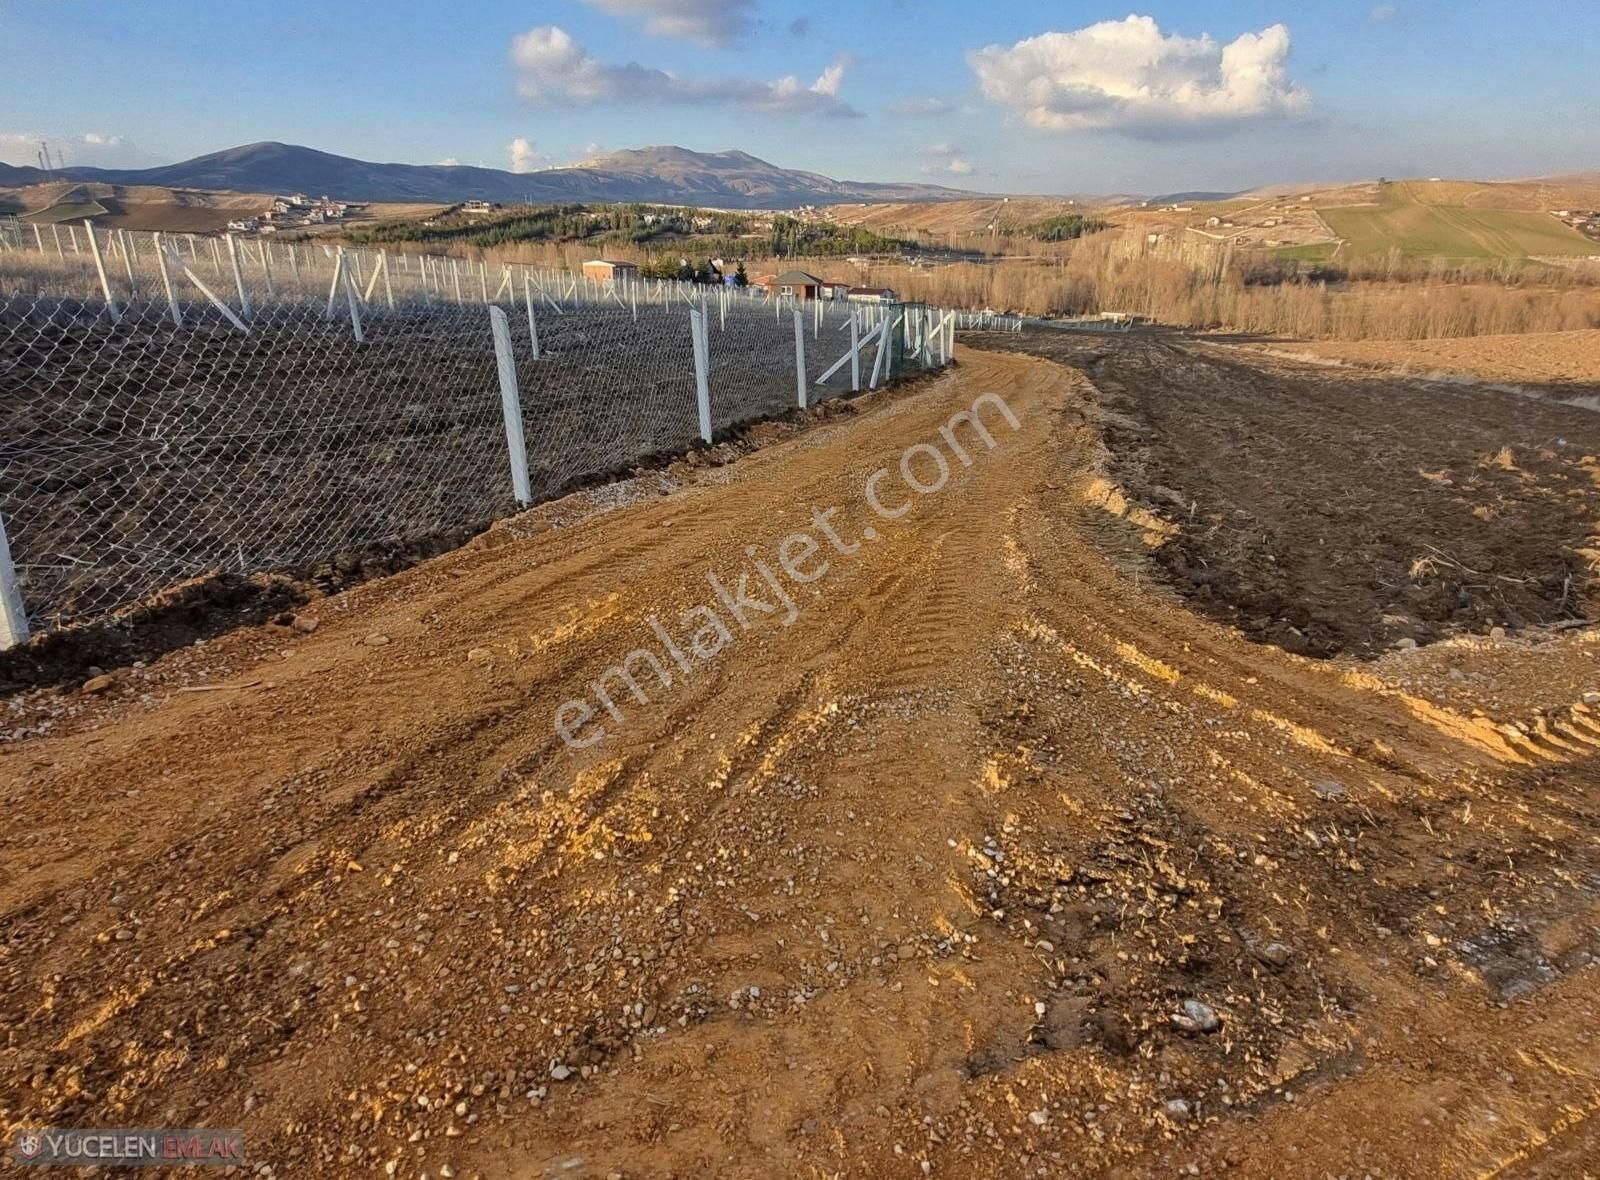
[84,220,121,323]
[167,246,249,334]
[0,509,30,649]
[793,308,807,410]
[154,233,182,326]
[869,316,898,389]
[690,308,712,443]
[488,306,533,506]
[118,230,138,296]
[341,250,365,343]
[225,234,251,318]
[850,313,861,391]
[523,273,541,360]
[381,251,395,309]
[325,249,345,318]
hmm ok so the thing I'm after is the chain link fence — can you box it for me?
[0,224,959,645]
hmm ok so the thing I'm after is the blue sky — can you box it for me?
[3,0,1596,194]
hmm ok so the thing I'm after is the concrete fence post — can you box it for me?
[488,306,533,506]
[690,308,712,443]
[154,233,182,327]
[0,509,30,649]
[793,308,807,410]
[118,230,138,296]
[224,234,251,318]
[850,313,862,391]
[83,220,121,323]
[523,273,541,360]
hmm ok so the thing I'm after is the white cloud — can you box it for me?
[889,97,953,117]
[969,15,1309,137]
[510,26,862,117]
[508,137,550,173]
[438,156,461,167]
[922,143,974,177]
[582,0,754,46]
[0,130,159,171]
[1371,4,1396,21]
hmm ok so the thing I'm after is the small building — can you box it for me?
[582,259,639,282]
[463,200,502,215]
[763,269,827,300]
[846,286,897,304]
[819,280,852,301]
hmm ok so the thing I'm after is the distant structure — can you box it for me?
[462,200,501,215]
[582,259,639,282]
[761,269,826,299]
[846,286,897,304]
[251,194,358,233]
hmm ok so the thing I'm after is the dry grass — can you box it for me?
[387,228,1600,344]
[842,236,1600,341]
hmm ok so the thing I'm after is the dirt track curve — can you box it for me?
[3,344,1598,1179]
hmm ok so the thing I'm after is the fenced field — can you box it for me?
[0,221,1014,645]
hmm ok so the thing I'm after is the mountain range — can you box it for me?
[0,142,982,209]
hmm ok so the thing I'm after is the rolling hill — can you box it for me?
[0,142,982,210]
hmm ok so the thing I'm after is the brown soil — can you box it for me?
[970,329,1600,658]
[1268,330,1600,393]
[2,346,1598,1179]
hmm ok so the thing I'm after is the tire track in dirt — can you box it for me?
[2,346,1598,1178]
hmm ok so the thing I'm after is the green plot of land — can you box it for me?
[1321,200,1596,261]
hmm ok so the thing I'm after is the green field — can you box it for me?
[1320,197,1596,261]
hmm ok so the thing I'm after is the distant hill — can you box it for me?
[0,141,983,210]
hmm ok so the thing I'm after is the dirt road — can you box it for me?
[2,344,1598,1178]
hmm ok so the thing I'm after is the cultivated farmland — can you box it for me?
[1320,192,1597,260]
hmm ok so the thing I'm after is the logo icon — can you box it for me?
[15,1131,42,1160]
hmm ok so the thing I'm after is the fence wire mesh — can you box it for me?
[0,225,961,642]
